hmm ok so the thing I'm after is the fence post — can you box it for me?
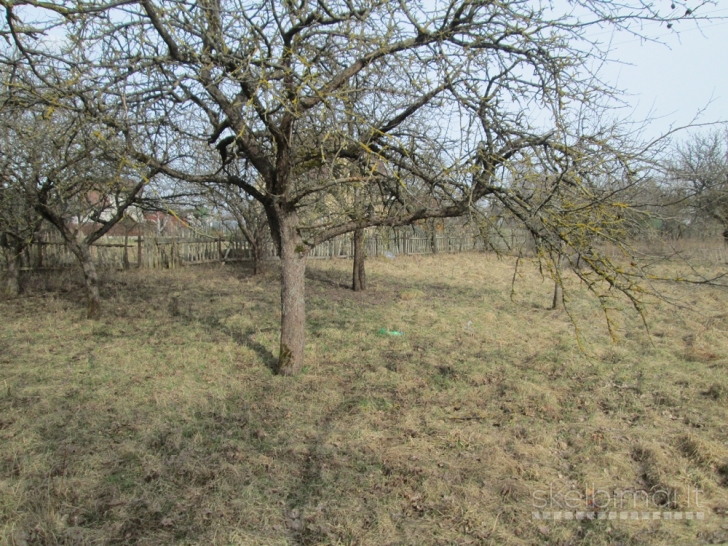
[36,237,43,269]
[137,234,143,268]
[218,237,223,261]
[123,234,130,269]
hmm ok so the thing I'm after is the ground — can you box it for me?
[1,252,727,545]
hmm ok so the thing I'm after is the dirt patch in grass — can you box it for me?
[1,254,728,545]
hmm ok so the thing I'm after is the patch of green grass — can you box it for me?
[1,255,728,545]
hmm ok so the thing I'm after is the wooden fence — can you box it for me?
[19,234,250,270]
[8,227,520,271]
[6,225,724,272]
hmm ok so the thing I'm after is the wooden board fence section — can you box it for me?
[13,227,726,272]
[10,227,530,271]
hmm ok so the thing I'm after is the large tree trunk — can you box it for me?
[352,227,366,291]
[551,281,563,310]
[251,242,262,275]
[550,254,563,310]
[276,216,307,376]
[68,241,102,320]
[3,242,22,297]
[123,233,130,269]
[429,219,438,254]
[251,232,267,275]
[81,247,102,320]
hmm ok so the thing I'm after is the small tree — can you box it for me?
[0,172,42,297]
[0,79,155,317]
[207,183,271,275]
[668,129,728,242]
[319,161,393,291]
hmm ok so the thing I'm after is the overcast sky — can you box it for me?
[596,10,728,143]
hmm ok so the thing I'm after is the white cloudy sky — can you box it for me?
[595,9,728,142]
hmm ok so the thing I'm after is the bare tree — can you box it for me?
[668,129,728,242]
[320,161,392,291]
[207,182,271,275]
[1,0,717,373]
[0,72,157,318]
[0,171,42,297]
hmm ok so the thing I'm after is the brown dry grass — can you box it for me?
[1,252,728,545]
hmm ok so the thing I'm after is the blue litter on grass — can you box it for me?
[378,328,404,336]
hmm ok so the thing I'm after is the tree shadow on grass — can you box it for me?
[195,314,278,372]
[278,397,398,545]
[304,266,351,290]
[235,326,278,372]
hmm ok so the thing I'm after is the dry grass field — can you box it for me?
[1,252,728,545]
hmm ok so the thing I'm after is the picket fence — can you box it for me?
[6,226,725,272]
[10,227,529,271]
